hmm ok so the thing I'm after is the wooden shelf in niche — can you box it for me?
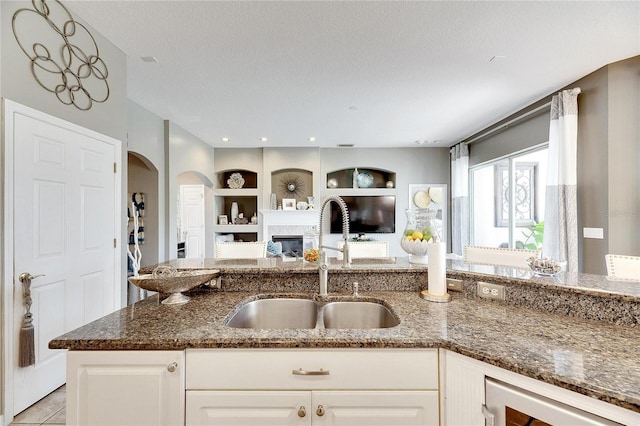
[327,168,396,189]
[217,170,257,189]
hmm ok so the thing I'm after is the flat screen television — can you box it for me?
[330,195,396,234]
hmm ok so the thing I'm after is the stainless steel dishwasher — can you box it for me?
[482,377,622,426]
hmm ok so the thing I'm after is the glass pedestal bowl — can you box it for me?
[401,208,438,264]
[128,266,220,304]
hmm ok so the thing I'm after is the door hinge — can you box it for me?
[113,162,117,173]
[114,238,117,248]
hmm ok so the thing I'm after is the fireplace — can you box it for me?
[272,235,303,258]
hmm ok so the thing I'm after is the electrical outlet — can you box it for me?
[477,282,505,301]
[205,278,221,289]
[446,278,463,292]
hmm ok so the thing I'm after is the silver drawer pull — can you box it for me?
[167,362,178,373]
[292,368,330,376]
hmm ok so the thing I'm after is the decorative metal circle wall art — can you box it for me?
[12,0,110,111]
[279,173,305,198]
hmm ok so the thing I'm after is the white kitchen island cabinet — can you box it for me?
[441,350,639,426]
[185,348,439,426]
[66,351,185,426]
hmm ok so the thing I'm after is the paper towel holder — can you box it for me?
[420,289,451,303]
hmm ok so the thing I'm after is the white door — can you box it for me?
[4,101,121,416]
[181,185,205,258]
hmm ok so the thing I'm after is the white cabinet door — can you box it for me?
[186,391,311,426]
[67,351,184,426]
[312,391,439,426]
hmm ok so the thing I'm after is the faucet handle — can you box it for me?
[353,282,359,297]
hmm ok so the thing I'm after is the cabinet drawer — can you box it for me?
[186,348,438,390]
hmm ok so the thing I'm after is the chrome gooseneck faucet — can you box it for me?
[318,195,351,296]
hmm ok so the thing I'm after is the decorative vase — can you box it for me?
[352,168,359,188]
[230,202,239,224]
[400,208,438,264]
[270,193,277,210]
[307,196,314,209]
[303,226,320,264]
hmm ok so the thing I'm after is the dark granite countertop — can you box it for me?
[141,256,640,300]
[51,258,640,414]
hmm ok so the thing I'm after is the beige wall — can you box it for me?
[465,56,640,274]
[165,121,216,259]
[127,101,166,262]
[606,57,640,259]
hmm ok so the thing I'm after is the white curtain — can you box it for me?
[543,88,581,271]
[451,143,469,255]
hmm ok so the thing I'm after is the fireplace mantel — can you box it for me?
[259,209,319,242]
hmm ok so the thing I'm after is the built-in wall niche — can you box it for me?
[222,197,257,222]
[327,168,396,189]
[231,232,258,242]
[271,168,313,206]
[216,170,257,189]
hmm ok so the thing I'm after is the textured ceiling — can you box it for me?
[66,0,640,148]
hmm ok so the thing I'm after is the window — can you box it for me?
[471,147,548,249]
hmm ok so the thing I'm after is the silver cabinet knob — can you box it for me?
[298,406,306,418]
[316,405,325,417]
[167,362,178,373]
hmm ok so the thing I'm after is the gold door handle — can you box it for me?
[19,272,45,284]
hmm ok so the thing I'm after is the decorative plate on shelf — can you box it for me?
[227,172,245,189]
[413,191,431,208]
[356,172,374,188]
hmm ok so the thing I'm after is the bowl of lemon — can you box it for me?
[401,209,438,264]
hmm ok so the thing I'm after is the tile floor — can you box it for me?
[10,385,65,425]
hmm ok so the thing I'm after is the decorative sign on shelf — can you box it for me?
[12,0,110,110]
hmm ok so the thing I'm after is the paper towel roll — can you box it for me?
[427,242,447,296]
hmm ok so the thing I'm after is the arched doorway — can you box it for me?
[127,152,159,303]
[177,171,214,259]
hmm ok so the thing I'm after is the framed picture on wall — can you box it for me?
[218,215,228,225]
[282,198,296,210]
[408,184,447,241]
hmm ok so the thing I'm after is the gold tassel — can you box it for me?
[19,312,35,367]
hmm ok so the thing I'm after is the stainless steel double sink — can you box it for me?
[226,297,400,330]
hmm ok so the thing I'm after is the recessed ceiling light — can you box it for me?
[140,56,158,63]
[259,137,268,142]
[338,144,354,148]
[489,55,507,62]
[348,106,358,111]
[308,137,316,142]
[221,137,230,142]
[415,140,425,145]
